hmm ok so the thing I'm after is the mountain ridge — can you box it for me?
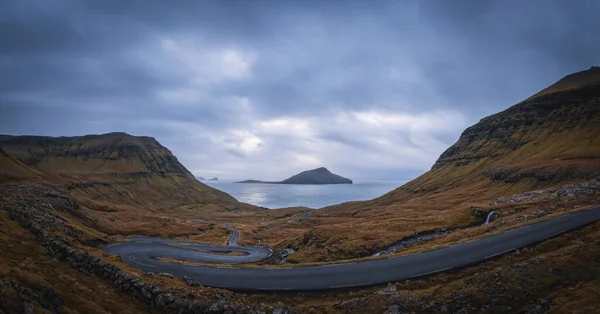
[299,66,600,263]
[0,132,238,208]
[328,66,600,211]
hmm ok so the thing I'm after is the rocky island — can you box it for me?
[237,167,352,184]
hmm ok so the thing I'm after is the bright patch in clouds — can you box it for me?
[259,117,313,138]
[348,110,466,132]
[165,109,468,181]
[4,1,594,181]
[156,37,256,104]
[223,130,263,155]
[160,38,255,83]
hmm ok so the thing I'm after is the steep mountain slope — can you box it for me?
[1,69,599,313]
[281,66,600,262]
[0,132,237,209]
[1,132,195,176]
[0,148,40,180]
[372,66,600,205]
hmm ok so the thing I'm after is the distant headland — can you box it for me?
[236,167,352,185]
[197,176,218,181]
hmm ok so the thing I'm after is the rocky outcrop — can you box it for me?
[0,132,191,175]
[0,279,63,313]
[0,132,238,207]
[489,177,600,205]
[238,167,352,185]
[433,77,600,169]
[483,166,600,183]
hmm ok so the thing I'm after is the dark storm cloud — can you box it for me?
[1,0,599,180]
[418,0,600,113]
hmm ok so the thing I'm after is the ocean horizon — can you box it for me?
[203,180,406,209]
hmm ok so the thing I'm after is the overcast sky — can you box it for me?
[1,0,599,181]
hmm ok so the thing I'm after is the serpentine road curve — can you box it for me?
[103,207,600,291]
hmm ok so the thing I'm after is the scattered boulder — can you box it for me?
[183,276,203,287]
[158,272,174,279]
[376,285,398,297]
[0,279,63,313]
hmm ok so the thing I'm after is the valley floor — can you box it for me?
[2,177,600,313]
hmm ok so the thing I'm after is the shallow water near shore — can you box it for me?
[204,180,405,209]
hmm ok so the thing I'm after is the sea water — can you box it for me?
[204,180,405,209]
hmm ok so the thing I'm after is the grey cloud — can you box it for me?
[1,0,599,180]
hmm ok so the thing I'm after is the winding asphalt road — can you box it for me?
[224,224,239,246]
[103,207,600,291]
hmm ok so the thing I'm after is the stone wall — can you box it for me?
[2,184,296,314]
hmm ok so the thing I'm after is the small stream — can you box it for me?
[484,211,495,225]
[372,211,496,257]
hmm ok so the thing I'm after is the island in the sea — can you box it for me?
[236,167,352,185]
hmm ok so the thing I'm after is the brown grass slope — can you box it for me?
[0,208,157,314]
[345,66,600,209]
[0,132,237,211]
[279,67,600,262]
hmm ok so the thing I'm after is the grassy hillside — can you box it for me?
[1,132,196,175]
[0,132,244,238]
[264,66,600,262]
[375,66,600,205]
[1,68,600,313]
[0,132,236,205]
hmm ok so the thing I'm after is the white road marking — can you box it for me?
[550,230,567,237]
[321,262,355,267]
[484,248,516,259]
[410,267,452,278]
[257,287,294,291]
[329,283,370,288]
[505,225,531,233]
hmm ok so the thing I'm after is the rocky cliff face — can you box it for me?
[367,67,600,205]
[434,68,600,169]
[0,132,237,207]
[0,132,191,175]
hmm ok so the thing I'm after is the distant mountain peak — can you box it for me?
[237,167,352,185]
